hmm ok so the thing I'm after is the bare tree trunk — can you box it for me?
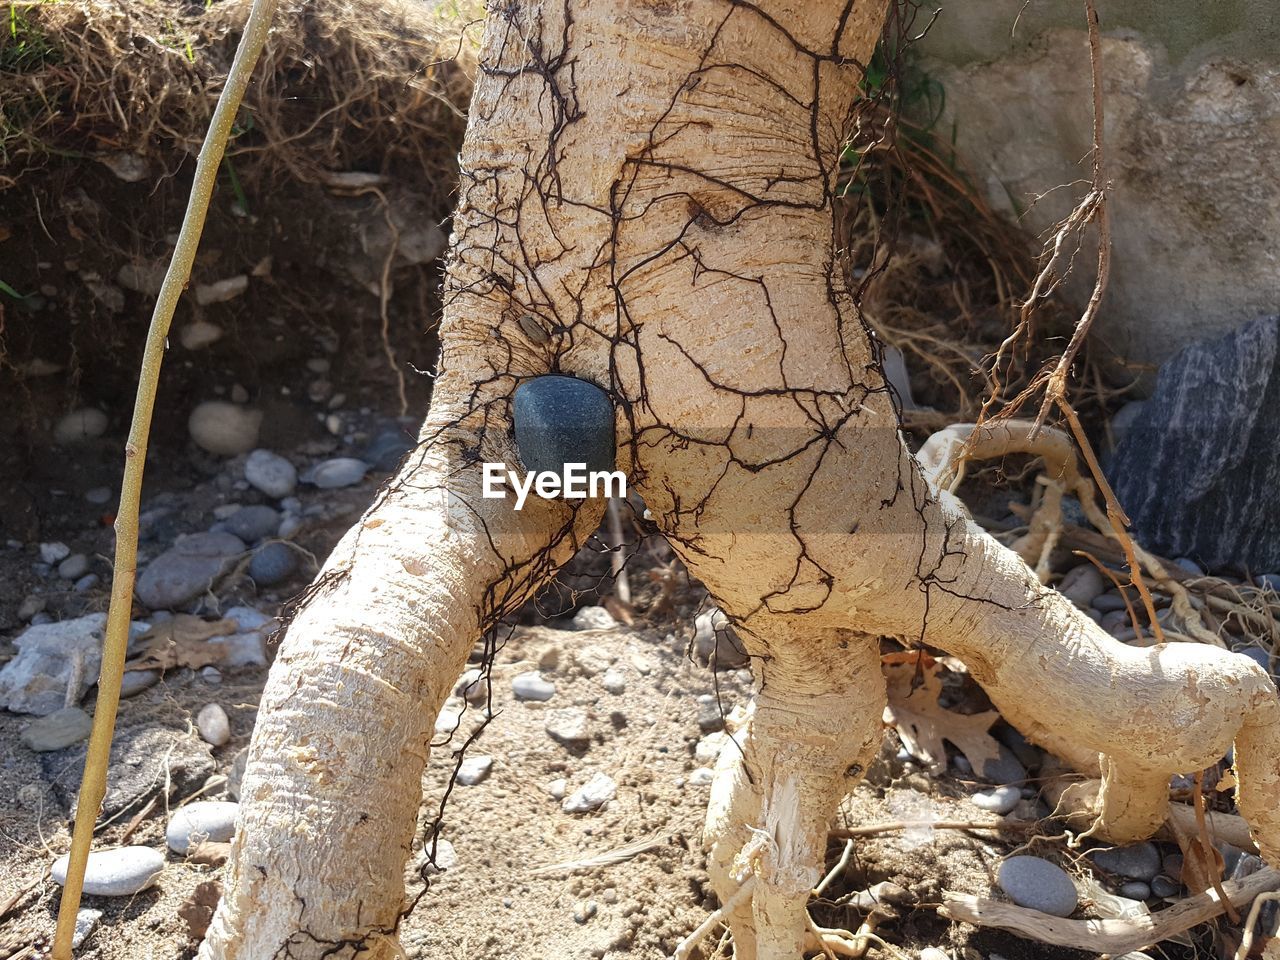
[202,1,1280,957]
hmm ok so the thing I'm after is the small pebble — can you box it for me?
[454,668,489,705]
[1119,881,1151,900]
[996,856,1078,917]
[223,505,280,543]
[21,707,93,752]
[17,595,45,621]
[85,486,113,505]
[72,907,102,949]
[546,778,567,800]
[54,409,109,444]
[919,950,951,960]
[188,401,262,456]
[570,606,617,631]
[688,767,714,786]
[1092,590,1128,613]
[304,457,368,490]
[74,573,100,592]
[572,899,598,923]
[179,320,223,350]
[512,671,556,701]
[1150,875,1180,898]
[562,773,617,813]
[420,838,458,874]
[1258,573,1280,593]
[695,732,728,765]
[244,449,298,499]
[971,784,1020,815]
[248,541,298,587]
[201,666,223,685]
[601,668,627,695]
[167,801,239,853]
[545,708,590,744]
[1173,557,1204,576]
[52,846,165,896]
[120,670,160,698]
[58,553,89,580]
[696,694,724,733]
[456,755,493,786]
[196,703,231,747]
[1089,842,1161,881]
[39,541,71,564]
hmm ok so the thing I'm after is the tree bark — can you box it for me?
[202,1,1280,957]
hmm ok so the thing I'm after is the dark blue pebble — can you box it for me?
[513,376,615,478]
[248,541,298,587]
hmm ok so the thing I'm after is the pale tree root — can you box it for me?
[199,402,599,959]
[921,517,1280,862]
[701,627,886,960]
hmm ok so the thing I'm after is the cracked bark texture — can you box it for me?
[201,1,1280,957]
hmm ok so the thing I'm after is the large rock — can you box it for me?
[1108,316,1280,570]
[135,532,246,609]
[0,614,148,715]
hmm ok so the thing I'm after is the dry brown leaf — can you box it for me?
[882,651,1001,776]
[125,615,235,672]
[179,880,222,940]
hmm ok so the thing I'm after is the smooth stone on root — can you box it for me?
[167,801,239,854]
[21,707,93,751]
[248,542,299,587]
[1089,841,1162,881]
[996,856,1078,917]
[188,401,262,456]
[512,375,616,477]
[244,449,298,498]
[970,784,1020,815]
[135,531,245,609]
[512,671,556,701]
[52,846,164,897]
[562,772,616,813]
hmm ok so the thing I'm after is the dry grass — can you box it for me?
[1,0,478,200]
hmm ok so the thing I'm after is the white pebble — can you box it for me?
[305,457,368,490]
[179,320,223,350]
[244,449,298,499]
[602,668,627,695]
[456,755,493,786]
[53,846,164,896]
[196,703,230,746]
[562,772,617,813]
[512,671,556,701]
[546,778,567,800]
[167,801,239,853]
[688,767,714,786]
[39,541,71,564]
[971,784,1021,815]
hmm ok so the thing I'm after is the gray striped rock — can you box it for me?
[1108,316,1280,570]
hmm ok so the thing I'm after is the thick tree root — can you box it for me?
[703,628,885,960]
